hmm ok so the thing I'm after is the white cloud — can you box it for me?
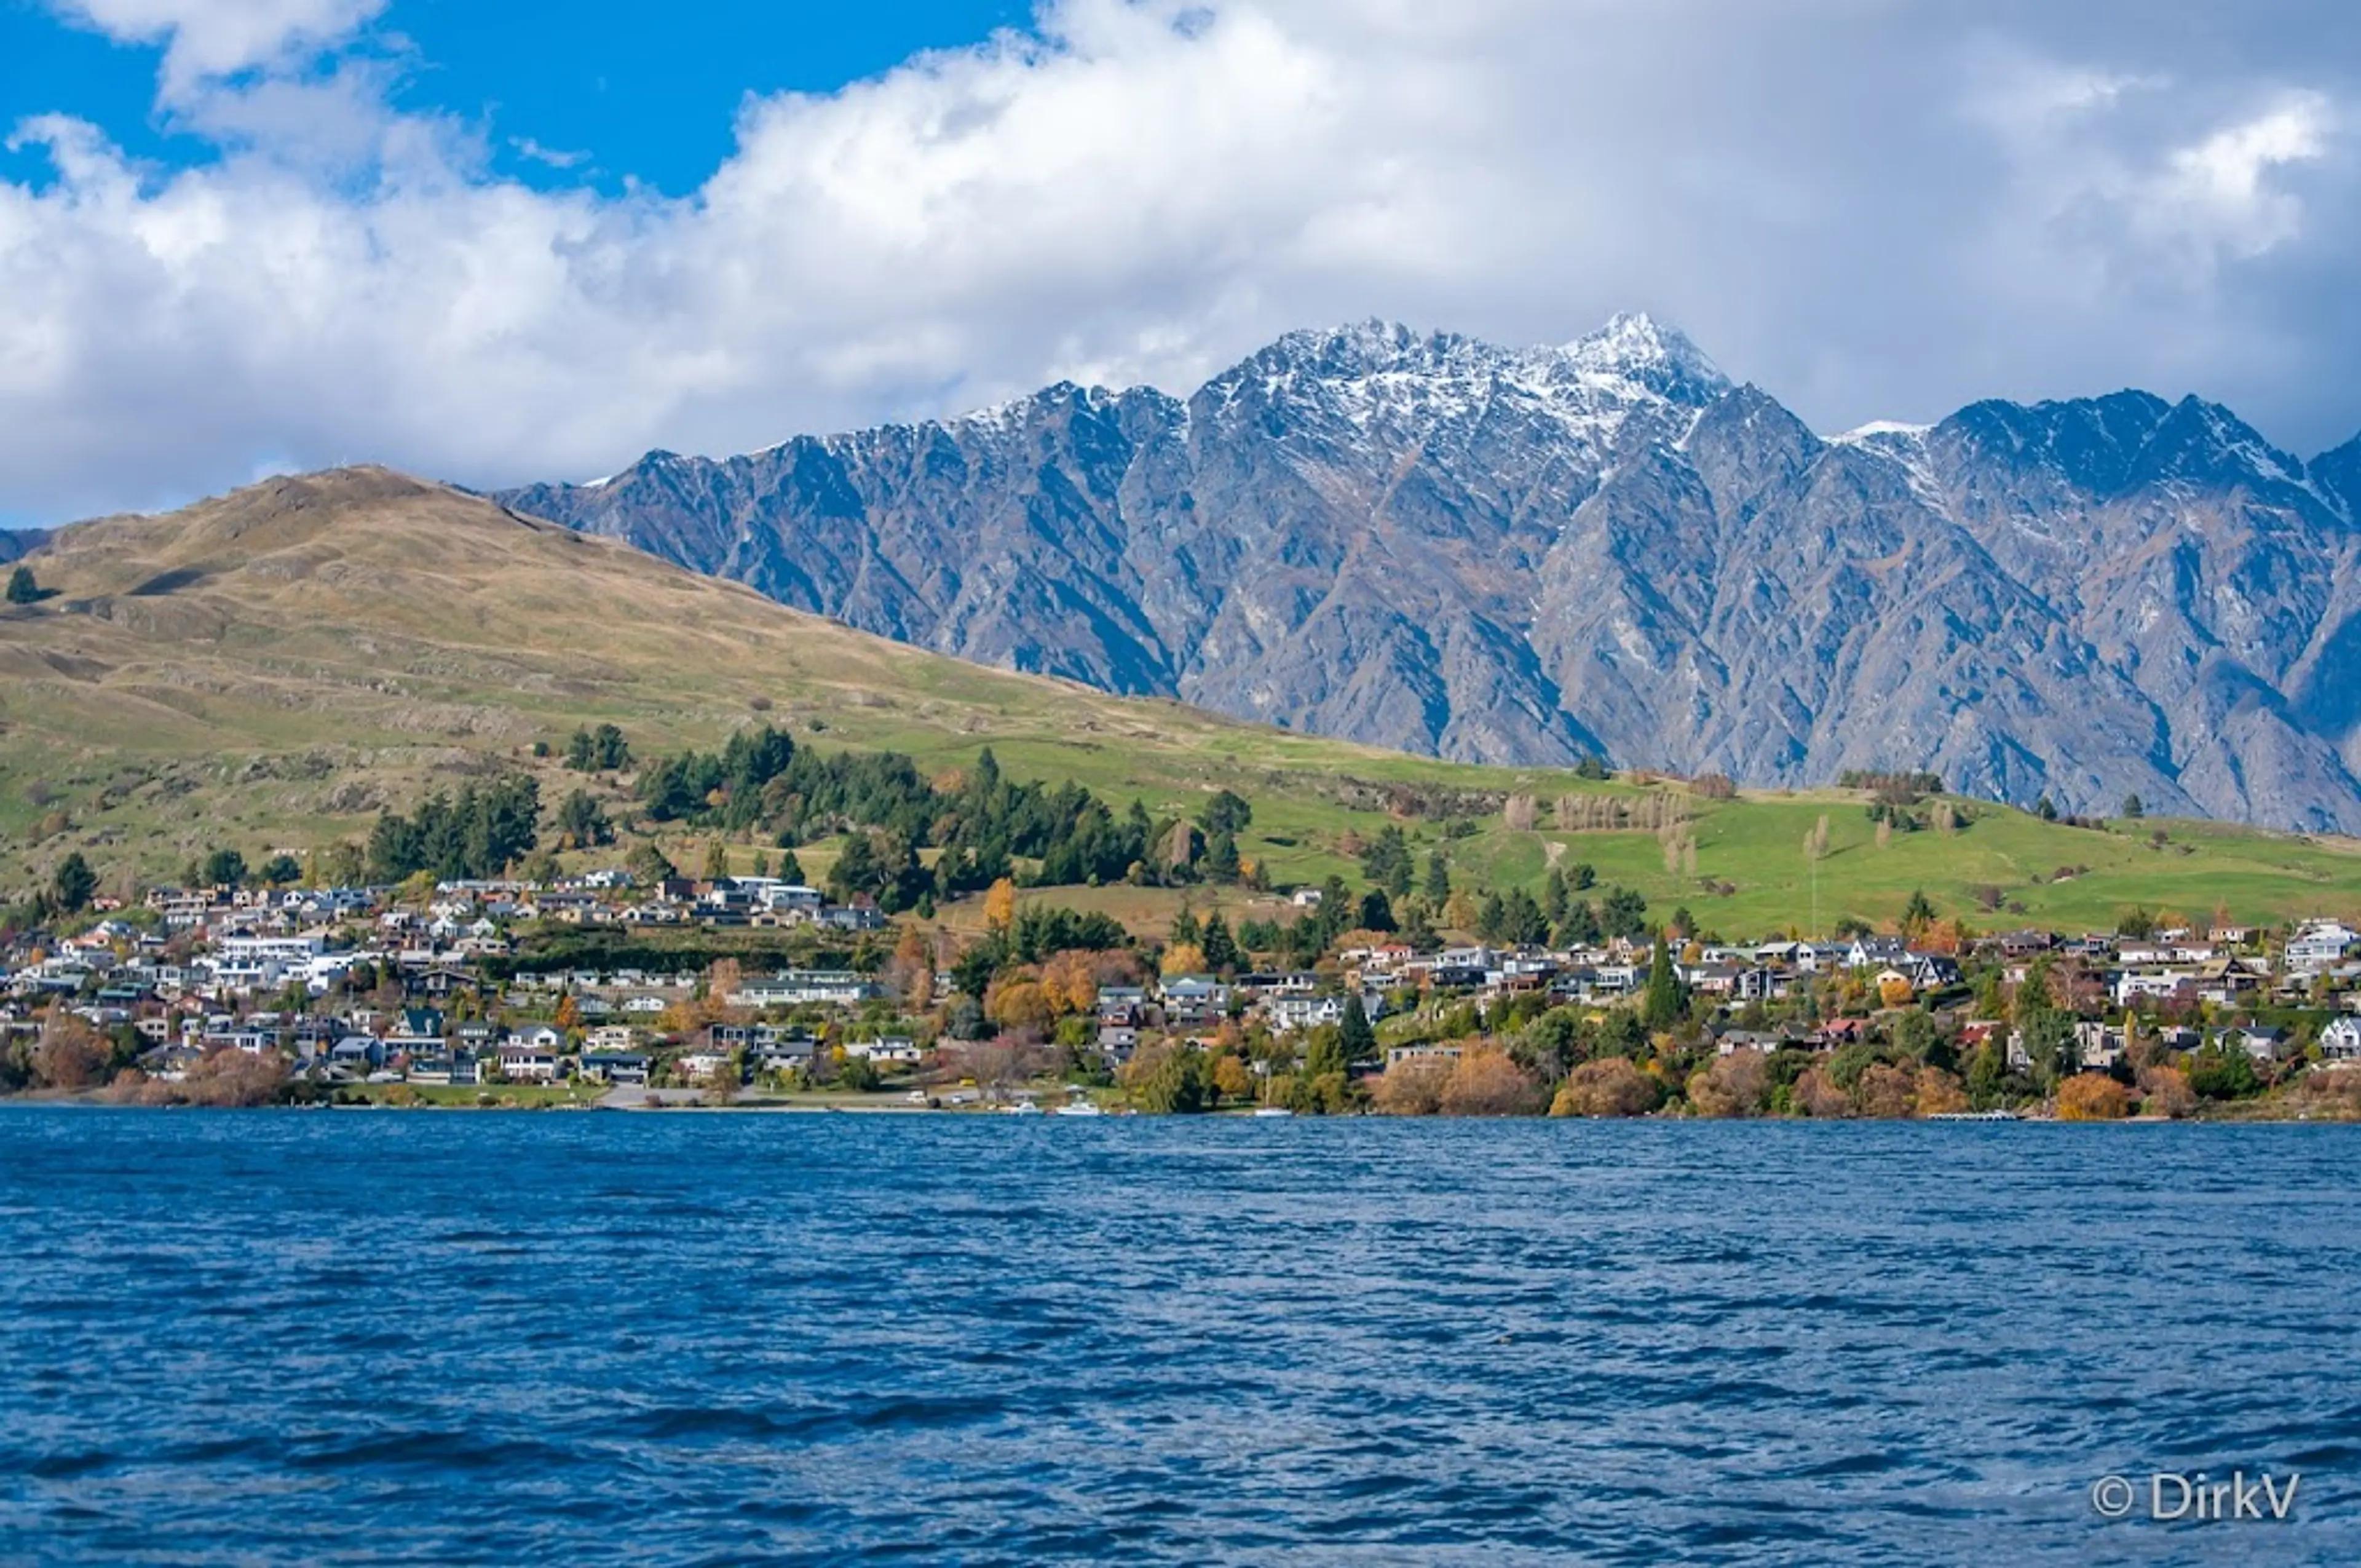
[2151,92,2335,259]
[48,0,388,97]
[1,0,2357,520]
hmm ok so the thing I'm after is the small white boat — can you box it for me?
[1053,1101,1105,1117]
[1251,1107,1295,1118]
[1001,1101,1043,1115]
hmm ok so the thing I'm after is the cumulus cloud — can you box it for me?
[49,0,389,97]
[1,0,2357,520]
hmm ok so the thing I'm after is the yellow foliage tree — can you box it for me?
[1160,943,1207,976]
[983,877,1018,931]
[1877,975,1916,1009]
[1211,1055,1252,1103]
[2058,1072,2134,1121]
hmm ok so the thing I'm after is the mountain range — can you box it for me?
[497,315,2361,832]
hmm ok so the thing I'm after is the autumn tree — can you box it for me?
[1550,1058,1662,1117]
[1373,1054,1454,1115]
[33,1010,108,1090]
[983,876,1018,932]
[1439,1050,1543,1115]
[2057,1072,2133,1121]
[1687,1049,1770,1117]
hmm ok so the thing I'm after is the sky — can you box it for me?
[2,0,2359,526]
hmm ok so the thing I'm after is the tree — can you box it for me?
[1551,1058,1661,1117]
[6,566,38,605]
[702,838,730,881]
[1423,850,1452,902]
[2035,794,2058,822]
[1200,913,1240,974]
[1338,993,1378,1065]
[1200,790,1253,836]
[1639,930,1685,1029]
[259,853,303,887]
[626,841,678,885]
[1359,825,1414,897]
[201,848,248,889]
[1902,889,1937,931]
[52,852,96,913]
[1204,830,1241,882]
[2120,793,2145,820]
[983,876,1018,931]
[558,790,615,848]
[1356,889,1396,933]
[1439,1050,1543,1115]
[2057,1072,2133,1120]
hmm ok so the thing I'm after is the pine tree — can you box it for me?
[53,852,96,913]
[6,566,38,605]
[1423,850,1451,901]
[1201,913,1240,974]
[1339,993,1377,1064]
[1640,930,1685,1029]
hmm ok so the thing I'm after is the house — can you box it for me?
[1264,993,1383,1034]
[497,1046,560,1082]
[2322,1016,2361,1062]
[579,1052,650,1085]
[2289,922,2359,972]
[847,1037,923,1066]
[1159,975,1231,1026]
[2220,1024,2287,1062]
[1385,1041,1465,1068]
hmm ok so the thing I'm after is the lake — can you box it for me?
[2,1109,2355,1564]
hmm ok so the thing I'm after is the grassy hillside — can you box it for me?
[1,466,2355,934]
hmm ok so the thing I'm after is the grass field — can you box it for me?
[2,466,2355,936]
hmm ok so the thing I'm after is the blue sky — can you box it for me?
[1,1,1036,194]
[1,0,2357,525]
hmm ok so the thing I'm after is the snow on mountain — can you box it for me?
[496,316,2361,831]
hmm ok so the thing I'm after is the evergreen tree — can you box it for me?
[1338,993,1378,1064]
[1204,830,1241,882]
[777,849,805,885]
[1422,850,1451,902]
[1544,867,1570,925]
[52,852,96,913]
[1171,905,1201,946]
[2120,793,2145,820]
[202,848,248,888]
[1357,889,1396,933]
[1199,790,1253,836]
[1201,913,1240,974]
[1640,930,1686,1029]
[1556,899,1602,948]
[6,566,38,605]
[2035,794,2058,822]
[1568,861,1596,892]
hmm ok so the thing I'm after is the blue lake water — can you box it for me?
[3,1109,2357,1566]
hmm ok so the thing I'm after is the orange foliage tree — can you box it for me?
[1687,1048,1770,1118]
[1441,1050,1544,1116]
[1372,1055,1454,1115]
[2057,1072,2134,1121]
[1550,1058,1663,1117]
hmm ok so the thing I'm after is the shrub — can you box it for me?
[1549,1058,1662,1117]
[1439,1050,1544,1116]
[1687,1049,1770,1118]
[1372,1055,1454,1116]
[2057,1072,2133,1121]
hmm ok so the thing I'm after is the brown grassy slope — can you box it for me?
[0,467,1592,892]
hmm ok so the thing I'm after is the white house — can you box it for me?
[2322,1016,2361,1062]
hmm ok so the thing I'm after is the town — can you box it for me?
[6,850,2359,1122]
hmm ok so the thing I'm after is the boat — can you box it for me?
[1251,1107,1295,1118]
[1001,1101,1043,1115]
[1053,1101,1105,1117]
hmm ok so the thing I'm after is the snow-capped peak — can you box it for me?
[1564,312,1730,400]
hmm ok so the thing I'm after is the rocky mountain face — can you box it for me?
[497,316,2361,830]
